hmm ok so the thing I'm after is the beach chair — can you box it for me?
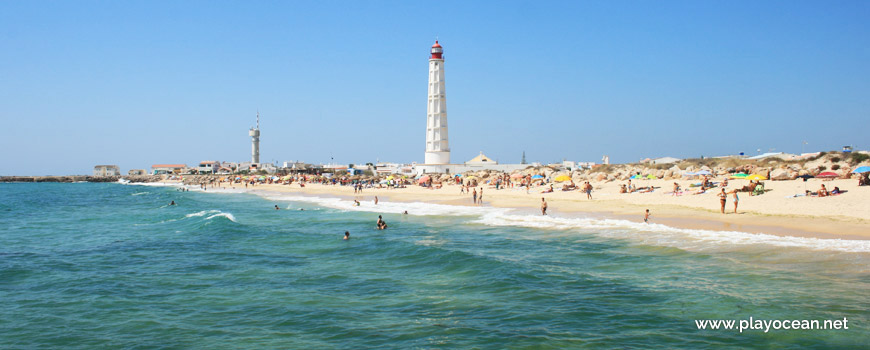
[752,183,765,196]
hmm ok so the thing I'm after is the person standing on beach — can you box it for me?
[541,197,548,215]
[644,209,650,223]
[472,189,478,204]
[732,190,739,213]
[374,196,379,205]
[585,182,593,200]
[718,189,727,213]
[479,188,484,205]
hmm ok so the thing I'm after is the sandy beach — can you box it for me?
[239,177,870,240]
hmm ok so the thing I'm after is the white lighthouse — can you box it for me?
[249,111,260,164]
[424,40,450,165]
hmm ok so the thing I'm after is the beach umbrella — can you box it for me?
[531,174,544,179]
[682,172,696,177]
[795,174,813,180]
[417,175,430,184]
[852,166,870,173]
[817,172,839,179]
[454,174,463,177]
[630,174,640,179]
[695,170,712,176]
[646,174,657,179]
[730,173,748,179]
[746,174,767,181]
[554,175,571,182]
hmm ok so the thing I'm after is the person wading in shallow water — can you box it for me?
[541,197,548,216]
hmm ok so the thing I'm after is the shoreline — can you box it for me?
[240,182,870,242]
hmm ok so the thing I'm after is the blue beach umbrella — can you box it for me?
[852,166,870,173]
[531,175,544,179]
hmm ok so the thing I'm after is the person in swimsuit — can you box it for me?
[718,188,727,213]
[170,201,176,206]
[344,231,350,240]
[374,196,379,205]
[274,205,280,210]
[644,209,650,223]
[472,189,478,204]
[541,197,548,215]
[732,190,739,213]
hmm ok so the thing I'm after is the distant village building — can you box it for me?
[151,164,186,175]
[128,169,147,176]
[197,161,220,174]
[652,157,681,165]
[93,165,120,176]
[375,163,415,176]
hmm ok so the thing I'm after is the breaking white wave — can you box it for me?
[256,193,870,254]
[186,210,237,223]
[470,212,870,253]
[259,193,507,217]
[205,212,237,222]
[186,210,221,218]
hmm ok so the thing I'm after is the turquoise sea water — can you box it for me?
[1,182,868,349]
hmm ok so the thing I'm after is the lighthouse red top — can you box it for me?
[430,40,443,59]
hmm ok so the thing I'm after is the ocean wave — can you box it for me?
[186,210,221,218]
[259,193,504,217]
[471,212,870,253]
[205,212,237,223]
[186,210,237,223]
[131,192,150,196]
[256,193,870,254]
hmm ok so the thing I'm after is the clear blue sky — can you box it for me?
[1,1,868,175]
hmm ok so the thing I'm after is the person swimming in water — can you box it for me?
[344,231,350,240]
[376,215,388,230]
[274,205,280,210]
[170,201,176,206]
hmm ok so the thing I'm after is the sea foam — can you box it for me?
[258,193,870,254]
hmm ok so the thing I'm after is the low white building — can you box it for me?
[151,164,186,175]
[653,157,681,165]
[94,165,120,176]
[197,161,221,174]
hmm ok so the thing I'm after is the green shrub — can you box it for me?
[832,164,840,170]
[849,153,870,164]
[831,156,841,163]
[818,165,827,171]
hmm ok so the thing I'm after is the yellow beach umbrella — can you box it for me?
[554,175,572,182]
[746,174,767,180]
